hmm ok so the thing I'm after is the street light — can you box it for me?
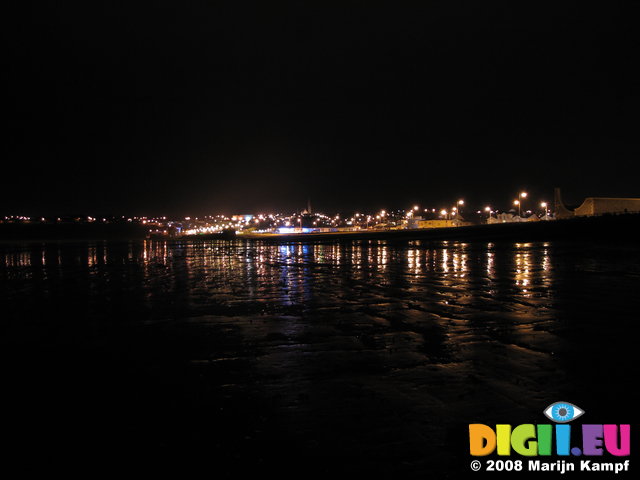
[457,199,464,216]
[514,200,521,217]
[485,206,492,220]
[541,202,548,217]
[519,192,527,217]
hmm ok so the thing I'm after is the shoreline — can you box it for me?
[1,213,638,244]
[199,213,640,243]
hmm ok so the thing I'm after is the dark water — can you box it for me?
[1,239,639,476]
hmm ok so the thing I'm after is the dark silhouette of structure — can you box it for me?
[555,188,640,219]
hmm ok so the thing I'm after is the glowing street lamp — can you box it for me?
[485,206,492,219]
[519,192,527,217]
[457,199,464,216]
[541,202,548,217]
[514,199,521,217]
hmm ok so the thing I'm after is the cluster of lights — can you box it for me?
[480,192,550,218]
[2,193,556,236]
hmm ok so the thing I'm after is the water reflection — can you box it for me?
[1,239,558,329]
[3,238,639,444]
[0,240,557,301]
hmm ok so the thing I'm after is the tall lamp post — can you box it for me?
[514,200,521,217]
[541,202,548,218]
[485,206,492,220]
[519,192,528,216]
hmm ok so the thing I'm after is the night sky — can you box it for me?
[5,1,639,216]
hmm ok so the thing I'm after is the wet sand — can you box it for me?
[1,239,639,477]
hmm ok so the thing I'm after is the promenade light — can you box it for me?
[541,202,549,217]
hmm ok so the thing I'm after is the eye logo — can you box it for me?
[543,401,585,423]
[470,401,630,458]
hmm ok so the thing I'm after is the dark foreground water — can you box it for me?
[1,239,639,477]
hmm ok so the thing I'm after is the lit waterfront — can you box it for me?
[0,191,555,239]
[2,238,639,475]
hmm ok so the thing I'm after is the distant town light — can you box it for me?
[514,199,522,216]
[541,202,549,217]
